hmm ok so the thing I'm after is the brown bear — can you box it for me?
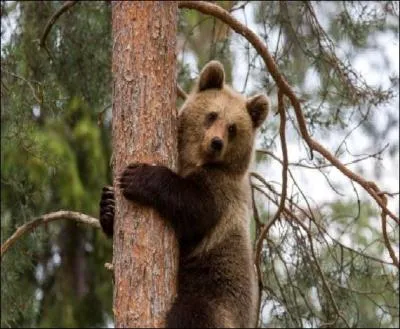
[99,60,269,328]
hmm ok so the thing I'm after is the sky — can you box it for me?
[231,2,399,204]
[228,2,399,262]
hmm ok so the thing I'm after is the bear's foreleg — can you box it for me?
[118,163,220,241]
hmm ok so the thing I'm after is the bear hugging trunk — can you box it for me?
[100,60,269,328]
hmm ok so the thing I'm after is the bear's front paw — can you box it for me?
[118,163,153,204]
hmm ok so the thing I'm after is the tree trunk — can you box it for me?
[111,2,178,327]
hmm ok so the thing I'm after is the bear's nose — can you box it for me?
[211,137,223,152]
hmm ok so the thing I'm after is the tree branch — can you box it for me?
[257,144,389,170]
[380,194,399,267]
[255,90,288,269]
[1,67,42,104]
[1,211,100,260]
[306,229,350,327]
[254,90,288,326]
[251,181,396,267]
[252,179,351,326]
[40,1,77,49]
[177,84,188,100]
[178,1,399,223]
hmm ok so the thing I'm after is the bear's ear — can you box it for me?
[198,60,225,91]
[246,94,269,128]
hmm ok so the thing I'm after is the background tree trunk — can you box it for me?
[111,2,178,327]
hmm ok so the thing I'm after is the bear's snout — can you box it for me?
[210,137,224,152]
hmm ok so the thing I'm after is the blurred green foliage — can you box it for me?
[1,1,113,327]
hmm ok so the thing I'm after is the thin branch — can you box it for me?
[380,194,399,267]
[251,181,395,267]
[1,67,42,104]
[256,90,288,240]
[254,90,288,325]
[251,183,265,327]
[251,187,348,327]
[257,145,388,170]
[40,1,77,49]
[229,1,251,13]
[177,84,187,100]
[178,0,399,224]
[1,211,100,260]
[307,230,350,327]
[251,182,350,326]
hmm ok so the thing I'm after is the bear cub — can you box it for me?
[100,60,269,328]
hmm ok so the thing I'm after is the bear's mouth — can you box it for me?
[194,144,225,167]
[198,150,224,166]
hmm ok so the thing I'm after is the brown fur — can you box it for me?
[172,61,269,327]
[99,60,269,328]
[178,86,259,176]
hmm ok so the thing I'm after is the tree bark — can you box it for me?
[111,2,178,327]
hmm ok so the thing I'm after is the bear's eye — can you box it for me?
[205,112,218,125]
[228,124,237,138]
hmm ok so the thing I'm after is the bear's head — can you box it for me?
[178,60,269,176]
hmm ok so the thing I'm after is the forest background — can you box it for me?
[1,1,399,328]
